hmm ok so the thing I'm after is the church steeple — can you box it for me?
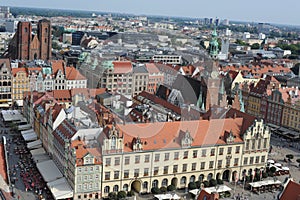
[209,26,219,60]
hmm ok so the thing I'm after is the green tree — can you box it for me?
[160,186,167,193]
[286,154,294,160]
[235,39,247,46]
[117,191,127,199]
[151,187,161,194]
[209,179,217,187]
[108,192,117,200]
[167,185,176,191]
[127,190,134,197]
[188,182,197,190]
[202,181,209,188]
[217,179,223,185]
[251,43,260,49]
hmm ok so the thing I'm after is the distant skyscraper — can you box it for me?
[219,28,230,60]
[215,18,220,26]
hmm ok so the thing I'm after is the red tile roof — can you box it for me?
[11,68,27,77]
[145,63,161,74]
[113,61,133,74]
[280,179,300,200]
[0,144,8,184]
[65,67,86,80]
[107,118,244,152]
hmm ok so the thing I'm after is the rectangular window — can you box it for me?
[210,149,215,156]
[164,153,170,161]
[235,146,240,154]
[124,170,129,178]
[174,152,179,160]
[125,156,130,165]
[227,147,232,154]
[163,166,169,174]
[261,156,265,163]
[135,155,140,164]
[209,161,214,169]
[218,160,222,168]
[244,157,248,165]
[219,148,224,155]
[246,140,250,150]
[250,157,254,164]
[201,162,205,170]
[182,164,187,172]
[155,154,160,162]
[134,169,139,177]
[105,172,110,180]
[193,150,197,158]
[192,163,196,171]
[263,138,267,149]
[234,158,239,166]
[114,157,120,166]
[173,165,178,173]
[144,168,149,176]
[201,149,207,157]
[257,139,261,149]
[154,167,159,175]
[252,139,256,149]
[255,156,260,164]
[144,154,150,163]
[105,158,111,166]
[183,151,188,159]
[114,171,119,179]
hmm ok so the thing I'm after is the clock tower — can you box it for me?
[205,27,225,110]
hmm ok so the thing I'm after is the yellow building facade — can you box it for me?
[12,68,30,105]
[100,119,270,197]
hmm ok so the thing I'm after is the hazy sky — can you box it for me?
[2,0,300,25]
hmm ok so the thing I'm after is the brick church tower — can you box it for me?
[16,21,32,60]
[8,19,51,60]
[38,19,51,60]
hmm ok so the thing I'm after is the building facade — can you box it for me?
[100,118,270,197]
[0,59,12,108]
[8,19,51,60]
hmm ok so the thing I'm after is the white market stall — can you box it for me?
[36,160,63,182]
[154,193,180,200]
[47,177,73,200]
[27,140,42,149]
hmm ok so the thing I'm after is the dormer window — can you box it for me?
[181,130,193,147]
[111,136,116,150]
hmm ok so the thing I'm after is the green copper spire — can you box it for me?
[209,26,219,60]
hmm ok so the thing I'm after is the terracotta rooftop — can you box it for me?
[71,140,102,166]
[113,61,133,74]
[145,63,161,74]
[280,179,300,200]
[65,67,86,80]
[106,118,245,152]
[0,144,8,184]
[11,68,27,77]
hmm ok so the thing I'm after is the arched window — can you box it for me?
[45,27,48,33]
[162,179,168,187]
[143,181,148,189]
[24,27,28,32]
[123,184,128,191]
[104,186,110,193]
[180,177,186,184]
[111,136,116,150]
[113,185,119,192]
[152,180,158,188]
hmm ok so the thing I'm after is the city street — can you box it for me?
[0,119,37,200]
